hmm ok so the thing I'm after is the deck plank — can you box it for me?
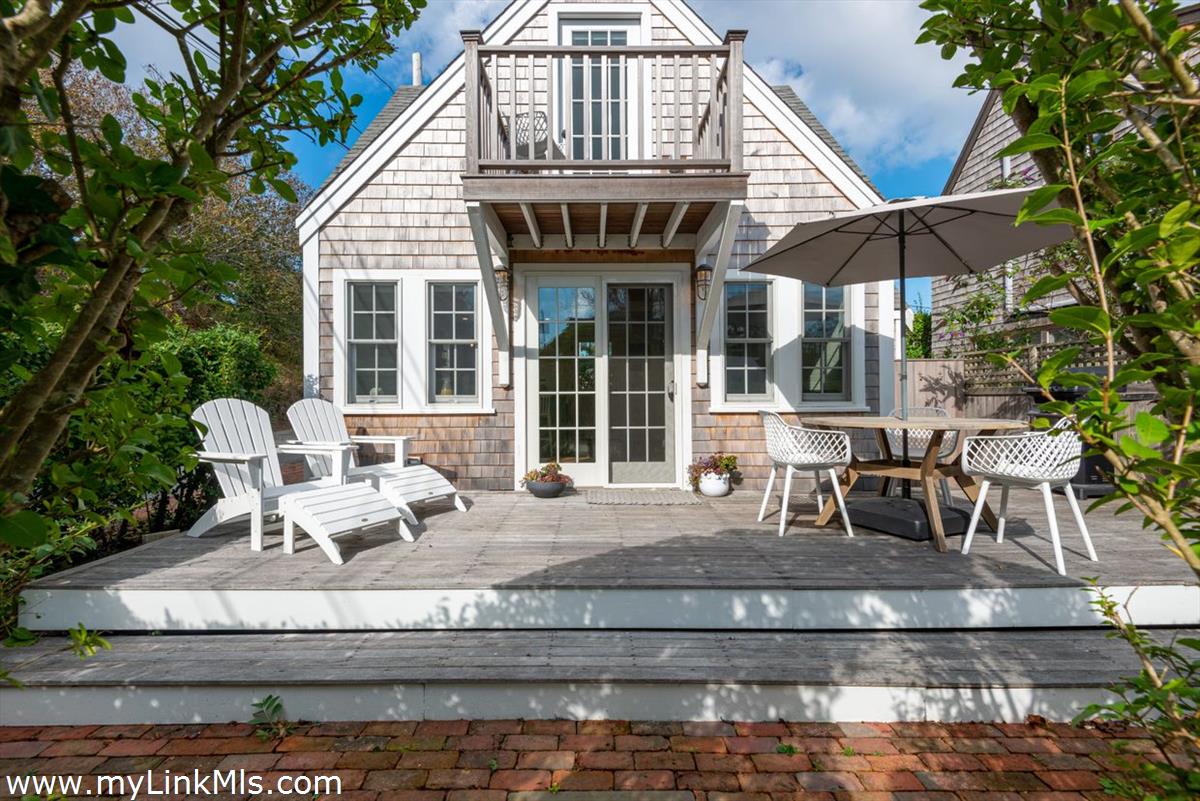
[4,628,1192,688]
[26,489,1196,593]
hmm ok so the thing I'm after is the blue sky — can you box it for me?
[117,0,981,309]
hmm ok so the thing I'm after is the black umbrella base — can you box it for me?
[845,497,973,542]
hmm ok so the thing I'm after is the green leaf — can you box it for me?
[1016,184,1067,225]
[1049,306,1110,336]
[270,178,297,203]
[0,510,49,549]
[1023,274,1071,304]
[1134,412,1170,446]
[1159,200,1191,237]
[100,114,123,148]
[997,133,1062,158]
[1065,69,1114,102]
[1117,435,1160,461]
[1037,346,1081,388]
[1026,207,1083,227]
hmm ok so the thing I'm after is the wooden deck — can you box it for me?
[19,489,1198,632]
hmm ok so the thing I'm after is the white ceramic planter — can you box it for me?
[698,472,731,497]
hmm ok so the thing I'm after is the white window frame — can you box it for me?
[346,281,400,405]
[709,278,868,413]
[800,284,852,402]
[548,4,652,160]
[427,282,480,404]
[331,269,494,415]
[721,280,773,403]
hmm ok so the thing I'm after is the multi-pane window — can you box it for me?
[569,29,627,160]
[348,283,398,403]
[537,287,597,463]
[429,283,478,402]
[801,284,849,400]
[723,282,771,400]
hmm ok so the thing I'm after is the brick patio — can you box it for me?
[0,719,1156,800]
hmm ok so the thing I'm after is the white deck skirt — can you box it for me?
[19,583,1199,631]
[0,681,1110,726]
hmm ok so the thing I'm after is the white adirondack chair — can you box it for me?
[188,398,398,551]
[286,398,467,534]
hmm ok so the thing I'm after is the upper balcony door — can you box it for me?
[558,19,643,162]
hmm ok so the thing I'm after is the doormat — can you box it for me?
[585,489,702,506]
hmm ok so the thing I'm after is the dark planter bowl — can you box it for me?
[526,480,567,499]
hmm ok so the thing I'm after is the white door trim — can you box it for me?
[513,264,691,489]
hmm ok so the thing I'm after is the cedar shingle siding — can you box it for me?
[307,0,886,490]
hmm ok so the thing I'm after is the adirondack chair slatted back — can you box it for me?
[193,399,284,498]
[286,398,357,478]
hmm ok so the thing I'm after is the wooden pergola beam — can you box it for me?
[466,201,511,388]
[629,202,647,247]
[695,201,743,387]
[560,203,573,249]
[663,201,689,248]
[520,202,541,249]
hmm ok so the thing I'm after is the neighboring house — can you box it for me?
[934,3,1200,358]
[295,0,894,491]
[930,91,1074,357]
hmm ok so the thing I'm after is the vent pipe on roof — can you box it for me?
[412,52,422,87]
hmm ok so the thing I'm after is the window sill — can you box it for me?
[341,404,497,416]
[708,401,871,414]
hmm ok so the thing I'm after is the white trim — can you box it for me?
[710,279,866,412]
[515,264,692,489]
[331,268,495,415]
[19,584,1197,632]
[0,682,1116,725]
[301,234,320,397]
[295,0,551,241]
[877,279,896,415]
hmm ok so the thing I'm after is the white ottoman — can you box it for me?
[278,483,405,565]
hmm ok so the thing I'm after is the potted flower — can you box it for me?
[521,462,573,498]
[688,453,739,497]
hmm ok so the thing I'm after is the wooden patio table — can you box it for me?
[801,415,1028,553]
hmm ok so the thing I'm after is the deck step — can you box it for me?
[3,628,1191,725]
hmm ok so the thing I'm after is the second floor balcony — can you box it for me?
[461,29,749,214]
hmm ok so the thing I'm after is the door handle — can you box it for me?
[668,379,676,401]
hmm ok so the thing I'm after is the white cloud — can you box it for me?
[690,0,981,174]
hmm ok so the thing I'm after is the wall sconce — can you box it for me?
[495,264,511,304]
[694,262,714,302]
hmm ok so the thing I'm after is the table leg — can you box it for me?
[920,431,948,553]
[816,464,859,526]
[956,473,999,531]
[874,429,893,497]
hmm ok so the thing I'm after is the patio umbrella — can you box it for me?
[747,187,1074,422]
[746,187,1074,511]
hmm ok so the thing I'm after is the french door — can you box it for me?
[526,276,676,486]
[558,20,642,161]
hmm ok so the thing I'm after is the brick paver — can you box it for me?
[0,719,1161,800]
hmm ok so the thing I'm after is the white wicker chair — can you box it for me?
[757,412,854,537]
[960,417,1097,575]
[886,406,956,505]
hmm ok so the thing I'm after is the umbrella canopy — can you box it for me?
[748,187,1071,287]
[743,186,1075,478]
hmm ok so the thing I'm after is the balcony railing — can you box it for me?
[462,30,745,176]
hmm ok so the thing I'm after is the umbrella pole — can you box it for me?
[898,210,911,500]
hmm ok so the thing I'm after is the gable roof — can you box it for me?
[771,85,878,195]
[942,90,999,194]
[313,85,425,199]
[297,0,884,239]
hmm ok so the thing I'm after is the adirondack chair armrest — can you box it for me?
[277,441,356,455]
[195,451,267,464]
[349,435,411,463]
